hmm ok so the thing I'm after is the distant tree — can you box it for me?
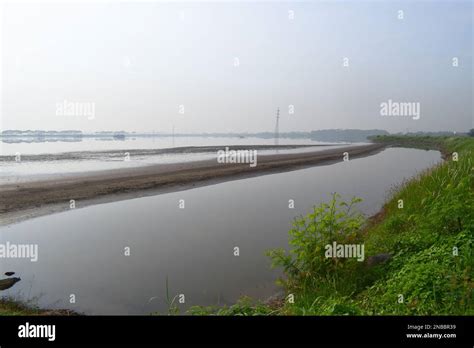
[469,129,474,137]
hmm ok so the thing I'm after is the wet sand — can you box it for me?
[0,143,385,225]
[0,144,323,162]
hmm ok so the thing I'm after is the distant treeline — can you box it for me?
[2,130,84,136]
[0,129,467,142]
[309,129,388,142]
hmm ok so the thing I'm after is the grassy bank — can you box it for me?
[0,298,42,315]
[0,297,77,316]
[190,135,473,315]
[369,134,474,158]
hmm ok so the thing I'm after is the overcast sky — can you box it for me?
[1,0,472,133]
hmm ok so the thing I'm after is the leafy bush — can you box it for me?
[266,193,366,296]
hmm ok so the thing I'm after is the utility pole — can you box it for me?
[274,107,280,146]
[172,125,175,147]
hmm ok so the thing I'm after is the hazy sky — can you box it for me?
[1,0,472,133]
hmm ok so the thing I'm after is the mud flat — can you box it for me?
[0,143,385,225]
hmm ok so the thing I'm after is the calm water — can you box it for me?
[0,148,441,314]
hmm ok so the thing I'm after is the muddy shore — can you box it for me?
[0,143,385,225]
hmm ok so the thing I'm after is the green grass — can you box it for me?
[190,135,473,315]
[0,296,79,316]
[0,297,47,315]
[369,134,472,156]
[357,135,473,315]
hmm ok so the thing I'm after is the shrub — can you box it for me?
[266,193,365,295]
